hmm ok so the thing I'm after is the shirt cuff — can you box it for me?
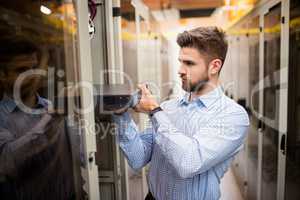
[113,112,137,142]
[150,110,167,131]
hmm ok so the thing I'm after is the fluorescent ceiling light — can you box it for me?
[40,5,52,15]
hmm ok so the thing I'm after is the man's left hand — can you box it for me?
[134,84,159,113]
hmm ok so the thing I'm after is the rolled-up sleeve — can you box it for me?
[0,114,61,179]
[113,112,154,171]
[150,109,249,179]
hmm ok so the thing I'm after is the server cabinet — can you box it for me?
[247,16,260,200]
[89,0,126,199]
[285,0,300,199]
[0,1,101,199]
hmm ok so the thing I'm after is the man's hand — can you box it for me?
[134,84,159,113]
[29,113,63,143]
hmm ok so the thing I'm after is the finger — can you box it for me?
[138,84,148,91]
[31,114,52,131]
[133,106,142,113]
[145,84,153,94]
[137,84,145,91]
[138,84,151,95]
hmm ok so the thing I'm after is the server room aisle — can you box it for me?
[220,168,244,200]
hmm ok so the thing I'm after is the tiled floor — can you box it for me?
[220,168,244,200]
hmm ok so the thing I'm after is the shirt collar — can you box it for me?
[179,86,224,108]
[179,92,190,106]
[0,94,49,113]
[198,86,224,108]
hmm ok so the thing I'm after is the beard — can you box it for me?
[189,79,209,92]
[182,75,209,92]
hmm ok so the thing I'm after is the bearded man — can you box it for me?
[114,27,249,200]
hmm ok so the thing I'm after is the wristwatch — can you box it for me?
[149,106,163,117]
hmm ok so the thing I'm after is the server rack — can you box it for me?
[225,0,300,199]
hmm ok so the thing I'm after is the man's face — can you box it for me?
[178,47,209,92]
[2,53,41,97]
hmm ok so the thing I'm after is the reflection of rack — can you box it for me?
[0,7,59,34]
[0,6,75,43]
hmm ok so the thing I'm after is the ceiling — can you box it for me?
[144,0,225,19]
[142,0,225,10]
[122,0,225,21]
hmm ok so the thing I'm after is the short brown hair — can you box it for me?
[177,26,228,68]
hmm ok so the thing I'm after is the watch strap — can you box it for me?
[149,106,163,117]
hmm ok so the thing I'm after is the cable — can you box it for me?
[88,0,97,20]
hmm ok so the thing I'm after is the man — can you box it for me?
[0,39,83,200]
[114,27,249,200]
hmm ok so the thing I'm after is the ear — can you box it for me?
[208,59,222,75]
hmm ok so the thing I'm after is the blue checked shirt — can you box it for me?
[113,87,249,200]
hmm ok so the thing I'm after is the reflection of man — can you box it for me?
[0,39,83,200]
[114,27,249,200]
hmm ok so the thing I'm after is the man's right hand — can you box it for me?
[29,114,52,133]
[29,113,64,145]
